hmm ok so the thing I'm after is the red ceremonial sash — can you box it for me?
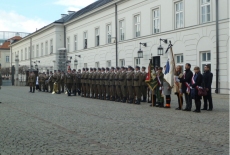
[183,72,191,94]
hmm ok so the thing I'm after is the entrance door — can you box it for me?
[152,56,160,68]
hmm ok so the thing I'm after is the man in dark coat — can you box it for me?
[178,63,193,111]
[202,64,213,111]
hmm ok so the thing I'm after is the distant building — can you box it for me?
[0,36,22,69]
[10,0,229,94]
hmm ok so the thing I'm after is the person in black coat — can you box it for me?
[178,63,193,111]
[202,64,213,111]
[191,67,203,113]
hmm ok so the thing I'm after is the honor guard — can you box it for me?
[88,68,93,98]
[126,66,134,103]
[72,69,77,96]
[57,70,61,94]
[38,72,46,92]
[96,68,101,99]
[49,71,54,93]
[28,71,36,93]
[81,68,86,97]
[91,68,97,98]
[65,68,73,96]
[141,66,148,102]
[115,67,121,102]
[105,67,111,100]
[60,71,65,93]
[119,66,127,103]
[133,66,142,104]
[76,69,81,96]
[85,68,90,97]
[109,67,115,101]
[100,68,106,100]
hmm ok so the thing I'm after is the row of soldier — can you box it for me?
[28,66,148,104]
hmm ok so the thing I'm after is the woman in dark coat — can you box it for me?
[191,67,203,113]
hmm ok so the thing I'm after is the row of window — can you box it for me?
[66,0,211,52]
[15,40,53,61]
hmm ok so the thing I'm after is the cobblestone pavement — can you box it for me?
[0,86,229,155]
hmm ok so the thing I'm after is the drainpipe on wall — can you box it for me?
[30,37,32,70]
[64,26,66,48]
[115,3,118,67]
[215,0,219,94]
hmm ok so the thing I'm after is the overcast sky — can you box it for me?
[0,0,96,33]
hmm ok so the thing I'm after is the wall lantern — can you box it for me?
[138,42,147,58]
[74,59,78,66]
[158,39,167,55]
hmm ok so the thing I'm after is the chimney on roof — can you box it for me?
[68,11,75,15]
[61,14,68,18]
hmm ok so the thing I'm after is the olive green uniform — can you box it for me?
[126,71,134,100]
[60,74,65,92]
[38,74,45,91]
[141,72,148,101]
[85,72,89,97]
[72,73,77,95]
[76,73,81,95]
[49,74,54,93]
[28,74,36,92]
[100,71,106,99]
[81,72,85,96]
[109,71,115,100]
[88,72,93,97]
[133,71,142,103]
[119,71,127,101]
[65,72,73,96]
[96,72,101,98]
[115,71,121,100]
[104,71,110,99]
[91,72,96,98]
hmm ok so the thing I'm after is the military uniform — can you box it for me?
[85,69,89,97]
[60,72,65,93]
[115,68,121,102]
[57,71,61,93]
[81,69,86,97]
[28,72,36,93]
[156,71,164,107]
[65,71,73,96]
[76,71,81,95]
[133,67,142,104]
[100,68,106,100]
[109,68,115,101]
[119,68,127,102]
[91,69,97,98]
[49,72,54,93]
[72,70,77,96]
[141,70,148,102]
[104,68,110,100]
[96,69,101,99]
[88,69,93,98]
[44,73,49,92]
[126,68,134,103]
[38,73,45,91]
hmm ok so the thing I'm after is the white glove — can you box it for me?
[159,87,162,90]
[176,79,180,82]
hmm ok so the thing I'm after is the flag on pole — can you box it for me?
[145,60,158,90]
[164,47,175,87]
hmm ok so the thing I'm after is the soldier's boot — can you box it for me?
[29,87,32,93]
[122,97,126,103]
[115,97,119,102]
[141,97,147,102]
[111,96,115,101]
[128,98,133,104]
[159,102,164,108]
[32,88,35,93]
[135,99,140,105]
[74,91,76,96]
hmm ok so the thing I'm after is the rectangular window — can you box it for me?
[134,58,140,66]
[175,54,184,71]
[107,25,112,43]
[84,63,87,68]
[175,1,184,29]
[25,48,27,60]
[36,45,39,57]
[74,35,77,51]
[106,60,111,67]
[95,62,100,68]
[95,28,100,46]
[50,40,53,54]
[6,56,9,63]
[84,32,87,49]
[201,52,211,72]
[41,43,43,56]
[119,20,125,41]
[134,15,141,37]
[67,38,70,52]
[153,9,160,33]
[120,59,125,67]
[21,50,23,60]
[45,41,48,55]
[201,0,211,23]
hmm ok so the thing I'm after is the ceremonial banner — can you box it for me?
[164,47,175,88]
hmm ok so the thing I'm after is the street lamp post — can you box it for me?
[158,39,168,56]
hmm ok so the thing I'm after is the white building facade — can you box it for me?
[11,0,229,94]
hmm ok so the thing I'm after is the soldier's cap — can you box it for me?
[43,72,45,74]
[121,66,125,69]
[49,71,52,73]
[111,67,115,69]
[68,68,71,71]
[102,67,105,70]
[86,68,89,70]
[82,68,85,70]
[158,67,163,70]
[116,67,120,69]
[142,66,146,69]
[106,67,109,70]
[78,69,81,71]
[98,68,101,70]
[93,68,97,70]
[135,66,140,69]
[58,70,61,72]
[73,69,76,71]
[128,66,132,69]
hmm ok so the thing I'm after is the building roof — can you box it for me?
[54,0,113,24]
[0,36,22,50]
